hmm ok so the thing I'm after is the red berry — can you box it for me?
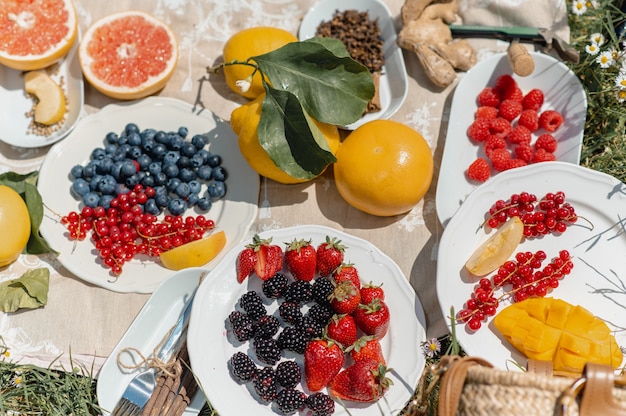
[506,125,532,145]
[498,99,523,121]
[518,109,540,131]
[467,118,491,142]
[489,148,511,172]
[477,87,501,107]
[504,158,527,170]
[539,110,564,132]
[535,133,558,153]
[522,88,544,111]
[467,158,491,182]
[484,135,507,158]
[514,143,534,162]
[532,148,556,163]
[489,117,512,139]
[494,74,517,95]
[475,106,498,119]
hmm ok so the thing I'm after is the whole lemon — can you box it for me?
[222,27,297,99]
[231,93,341,184]
[0,185,31,267]
[334,120,434,216]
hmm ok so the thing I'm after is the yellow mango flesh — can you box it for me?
[494,297,623,373]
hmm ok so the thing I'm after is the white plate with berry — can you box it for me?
[437,161,626,370]
[436,51,587,227]
[187,224,427,416]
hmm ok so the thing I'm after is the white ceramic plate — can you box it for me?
[0,36,84,148]
[436,52,587,227]
[188,225,426,416]
[37,97,259,293]
[437,162,626,370]
[97,268,208,415]
[298,0,408,130]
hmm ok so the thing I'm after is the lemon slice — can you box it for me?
[159,230,226,271]
[465,216,524,277]
[24,70,66,125]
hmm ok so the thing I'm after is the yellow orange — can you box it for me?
[159,231,226,271]
[465,216,524,277]
[0,186,31,267]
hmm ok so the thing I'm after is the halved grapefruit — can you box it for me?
[0,0,78,71]
[79,11,178,100]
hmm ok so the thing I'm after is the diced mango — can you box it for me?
[493,297,623,373]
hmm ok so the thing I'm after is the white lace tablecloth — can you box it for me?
[0,0,569,376]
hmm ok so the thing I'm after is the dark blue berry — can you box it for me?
[71,178,90,196]
[211,166,228,181]
[196,197,212,211]
[167,198,187,216]
[70,165,83,178]
[196,165,212,180]
[191,134,208,149]
[82,192,100,208]
[162,163,179,178]
[207,154,222,168]
[207,181,226,200]
[178,167,196,182]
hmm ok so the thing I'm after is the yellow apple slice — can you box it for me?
[24,70,66,125]
[465,216,524,277]
[159,230,227,270]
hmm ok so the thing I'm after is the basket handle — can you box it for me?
[438,356,493,416]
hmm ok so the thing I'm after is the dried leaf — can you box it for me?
[0,268,50,313]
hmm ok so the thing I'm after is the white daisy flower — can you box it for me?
[11,370,23,387]
[596,51,615,68]
[586,0,599,8]
[585,43,600,55]
[572,0,587,15]
[422,337,442,358]
[616,74,626,89]
[617,89,626,103]
[589,32,605,46]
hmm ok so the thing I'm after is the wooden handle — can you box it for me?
[507,41,535,77]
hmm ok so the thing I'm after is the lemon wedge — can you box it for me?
[24,70,66,125]
[159,230,227,271]
[465,216,524,277]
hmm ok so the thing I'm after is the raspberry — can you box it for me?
[477,87,501,107]
[514,143,534,162]
[484,135,507,158]
[518,109,539,131]
[475,106,498,119]
[467,158,491,182]
[522,88,544,111]
[502,86,523,102]
[507,125,532,144]
[504,158,527,170]
[498,99,523,121]
[467,118,491,142]
[489,148,512,172]
[489,117,512,139]
[494,74,517,95]
[535,133,558,153]
[533,148,557,163]
[539,110,563,132]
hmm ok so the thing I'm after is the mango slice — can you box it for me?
[494,297,623,373]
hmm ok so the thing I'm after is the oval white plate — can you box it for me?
[436,52,587,227]
[37,97,259,293]
[0,36,84,148]
[188,224,426,416]
[97,268,208,415]
[437,162,626,370]
[298,0,408,130]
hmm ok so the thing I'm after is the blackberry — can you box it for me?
[229,351,257,383]
[262,272,289,299]
[239,290,267,320]
[278,301,303,325]
[275,388,306,415]
[253,366,278,402]
[253,337,282,365]
[277,326,308,354]
[297,315,324,340]
[228,311,256,342]
[284,280,313,304]
[306,392,335,416]
[312,277,335,305]
[275,360,302,389]
[307,302,334,325]
[254,314,280,339]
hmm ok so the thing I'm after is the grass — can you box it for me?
[1,1,625,415]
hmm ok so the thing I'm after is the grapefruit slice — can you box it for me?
[465,216,524,277]
[0,0,78,71]
[24,70,67,125]
[159,231,227,271]
[78,11,178,100]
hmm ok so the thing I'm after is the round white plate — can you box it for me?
[37,97,259,293]
[188,224,426,416]
[436,52,587,227]
[437,162,626,370]
[0,35,84,148]
[298,0,408,130]
[97,268,207,415]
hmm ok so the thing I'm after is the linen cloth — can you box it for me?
[0,0,569,375]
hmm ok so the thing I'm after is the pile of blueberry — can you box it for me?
[69,123,228,215]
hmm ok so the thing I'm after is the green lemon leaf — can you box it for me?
[258,86,337,179]
[253,39,374,126]
[0,268,50,313]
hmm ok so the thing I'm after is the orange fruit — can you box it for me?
[465,216,524,277]
[0,0,78,71]
[0,186,31,267]
[230,93,341,184]
[78,11,178,100]
[159,230,226,270]
[333,120,434,216]
[223,27,297,99]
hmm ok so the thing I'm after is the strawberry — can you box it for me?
[353,298,390,339]
[304,337,345,392]
[236,246,257,283]
[329,280,361,315]
[253,237,283,281]
[360,282,385,304]
[329,359,392,403]
[316,236,345,277]
[349,335,386,365]
[326,313,358,349]
[284,238,316,282]
[332,263,360,290]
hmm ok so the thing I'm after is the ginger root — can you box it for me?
[397,0,476,88]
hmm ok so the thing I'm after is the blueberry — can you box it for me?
[167,198,187,216]
[144,198,160,215]
[125,123,140,136]
[188,180,202,194]
[99,194,115,209]
[141,128,157,141]
[154,186,168,196]
[196,165,212,180]
[148,162,162,176]
[91,147,107,160]
[104,143,118,155]
[187,192,199,206]
[178,126,189,138]
[196,197,212,211]
[153,172,168,186]
[70,165,83,178]
[127,146,142,159]
[151,143,167,160]
[127,132,142,147]
[71,178,90,196]
[190,153,205,168]
[207,181,226,200]
[154,130,168,144]
[96,158,113,175]
[115,183,130,195]
[105,131,119,144]
[175,182,191,198]
[167,177,182,192]
[196,149,211,164]
[191,134,208,149]
[141,137,156,153]
[162,163,179,178]
[178,167,196,182]
[83,192,100,208]
[120,160,137,177]
[126,174,139,188]
[207,154,222,168]
[211,166,228,181]
[155,192,170,208]
[136,154,152,170]
[177,155,191,169]
[141,175,156,188]
[181,142,197,158]
[163,150,180,166]
[167,133,184,150]
[119,143,132,157]
[89,174,103,191]
[112,148,127,162]
[97,175,117,195]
